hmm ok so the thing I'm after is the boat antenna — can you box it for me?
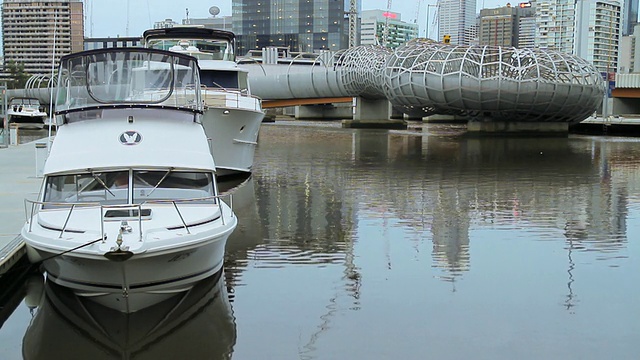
[47,10,57,153]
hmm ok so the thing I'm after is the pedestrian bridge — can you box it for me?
[9,39,605,126]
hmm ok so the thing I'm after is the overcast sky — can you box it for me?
[85,0,510,38]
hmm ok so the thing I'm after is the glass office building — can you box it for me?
[232,0,361,55]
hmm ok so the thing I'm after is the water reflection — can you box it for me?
[248,125,635,296]
[22,271,236,359]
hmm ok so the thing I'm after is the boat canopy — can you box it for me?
[55,48,202,114]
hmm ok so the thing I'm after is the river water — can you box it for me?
[1,121,639,359]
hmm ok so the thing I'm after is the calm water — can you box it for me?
[1,122,639,359]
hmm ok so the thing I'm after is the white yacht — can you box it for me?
[143,27,265,178]
[6,97,47,129]
[21,48,237,313]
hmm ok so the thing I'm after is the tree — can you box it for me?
[5,61,30,89]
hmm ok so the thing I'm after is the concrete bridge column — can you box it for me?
[343,97,407,129]
[353,97,391,120]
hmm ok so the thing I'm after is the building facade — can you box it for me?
[1,0,84,77]
[574,0,621,73]
[478,3,535,47]
[232,0,360,55]
[622,0,639,36]
[360,10,418,48]
[438,0,476,45]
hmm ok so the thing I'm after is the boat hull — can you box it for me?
[23,202,237,313]
[202,106,264,177]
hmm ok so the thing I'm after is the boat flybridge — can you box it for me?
[21,47,237,313]
[143,27,265,177]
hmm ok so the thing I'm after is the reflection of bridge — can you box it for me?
[9,40,605,131]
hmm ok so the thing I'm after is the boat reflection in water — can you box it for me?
[22,270,236,360]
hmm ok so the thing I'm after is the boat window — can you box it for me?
[200,70,239,89]
[55,49,201,113]
[42,171,130,207]
[132,170,215,203]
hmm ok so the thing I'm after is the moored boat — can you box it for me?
[21,47,237,313]
[143,27,265,178]
[6,97,47,129]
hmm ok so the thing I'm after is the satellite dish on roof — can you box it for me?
[209,6,220,16]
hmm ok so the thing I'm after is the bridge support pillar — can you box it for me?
[343,97,407,129]
[353,97,391,120]
[467,121,568,135]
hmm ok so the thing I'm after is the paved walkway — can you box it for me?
[0,138,47,275]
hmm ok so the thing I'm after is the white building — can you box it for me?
[534,0,576,53]
[438,0,476,45]
[360,10,418,48]
[574,0,621,73]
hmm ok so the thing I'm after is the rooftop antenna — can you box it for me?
[186,8,189,21]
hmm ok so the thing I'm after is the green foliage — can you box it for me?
[5,61,31,89]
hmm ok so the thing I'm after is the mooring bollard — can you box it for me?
[35,142,48,178]
[9,123,18,146]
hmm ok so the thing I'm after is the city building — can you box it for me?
[535,0,576,54]
[153,18,180,29]
[231,0,359,55]
[84,37,142,51]
[1,0,83,78]
[183,15,233,32]
[360,10,418,48]
[438,0,476,45]
[478,3,535,47]
[622,0,639,36]
[574,0,621,73]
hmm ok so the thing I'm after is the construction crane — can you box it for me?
[347,0,358,48]
[382,0,392,47]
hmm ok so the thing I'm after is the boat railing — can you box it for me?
[201,86,263,112]
[24,193,234,241]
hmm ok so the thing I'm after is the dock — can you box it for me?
[0,139,45,276]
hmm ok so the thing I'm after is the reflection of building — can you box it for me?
[360,10,418,48]
[1,0,84,77]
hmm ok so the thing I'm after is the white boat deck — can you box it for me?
[0,139,45,275]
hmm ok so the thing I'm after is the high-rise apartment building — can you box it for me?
[438,0,476,45]
[478,3,535,47]
[232,0,360,55]
[622,0,639,35]
[360,10,418,48]
[575,0,621,73]
[535,0,576,53]
[1,0,84,77]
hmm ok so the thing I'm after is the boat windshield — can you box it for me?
[43,170,216,207]
[147,39,234,61]
[55,49,202,113]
